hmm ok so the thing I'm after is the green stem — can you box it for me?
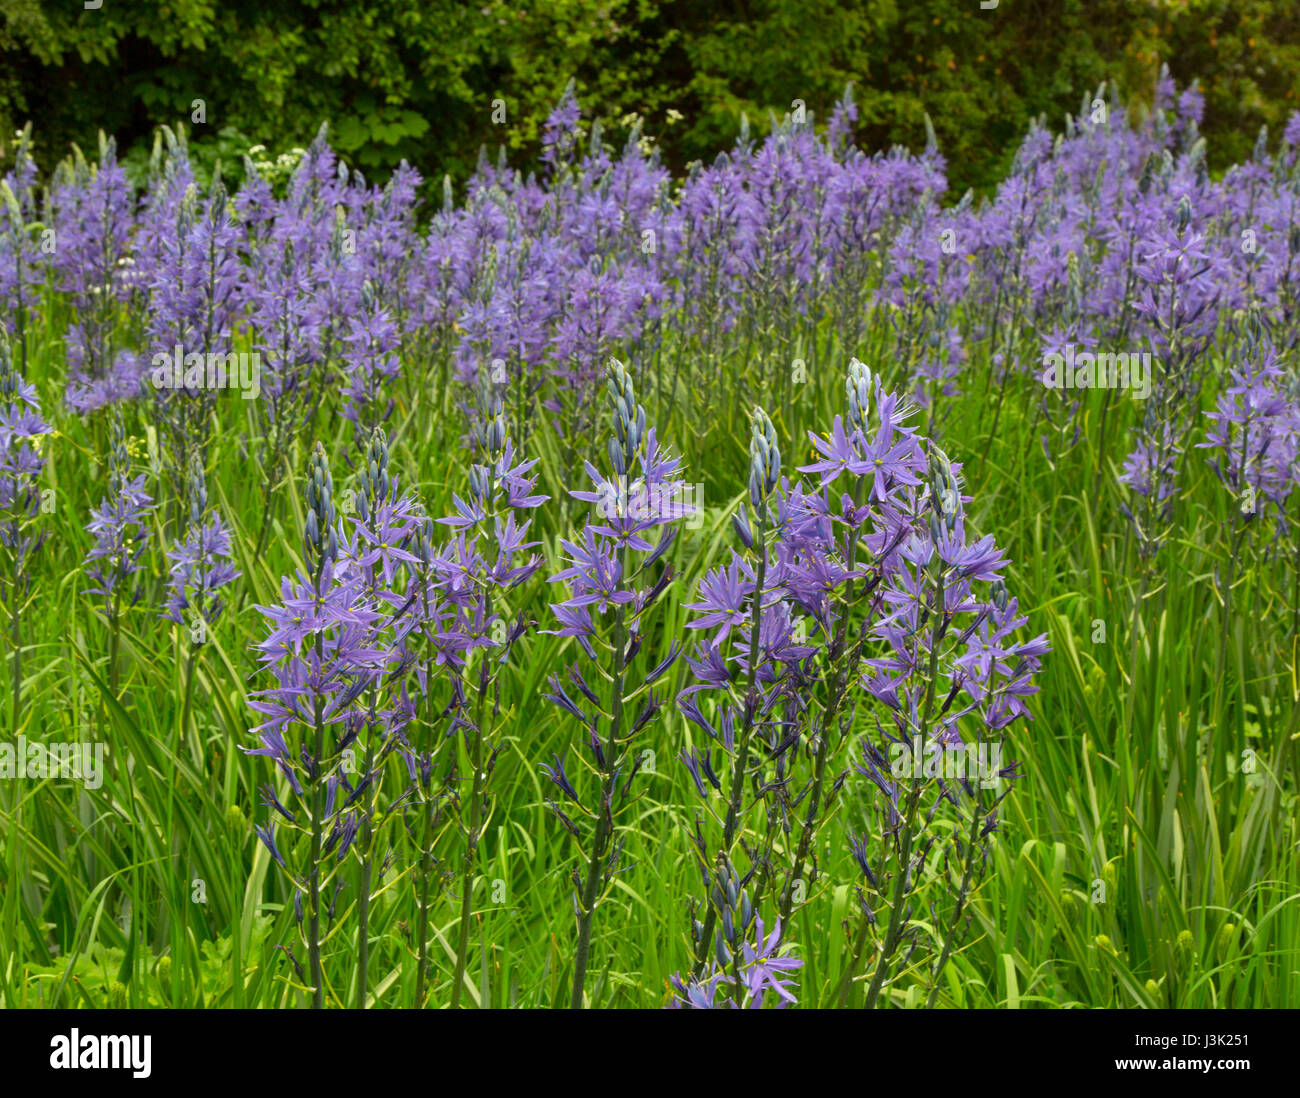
[693,522,767,972]
[108,595,121,697]
[781,481,869,924]
[862,571,946,1009]
[449,660,489,1009]
[569,547,630,1009]
[355,693,378,1009]
[415,783,440,1006]
[9,574,20,734]
[833,904,875,1008]
[308,623,326,1008]
[415,571,441,1007]
[924,779,987,1008]
[179,644,198,743]
[780,723,833,925]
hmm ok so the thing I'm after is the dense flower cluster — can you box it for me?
[83,409,153,607]
[4,68,1296,1010]
[0,330,51,584]
[162,457,240,630]
[542,357,692,1006]
[1200,342,1299,527]
[0,77,1294,527]
[671,360,1048,1005]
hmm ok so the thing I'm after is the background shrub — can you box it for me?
[3,1,1299,192]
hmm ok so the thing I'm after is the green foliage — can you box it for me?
[16,918,273,1008]
[4,286,1297,1007]
[2,1,1299,194]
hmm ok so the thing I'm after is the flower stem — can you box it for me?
[449,658,489,1009]
[693,521,767,973]
[832,903,875,1008]
[415,573,441,1007]
[307,625,326,1009]
[9,580,20,733]
[569,548,630,1009]
[924,779,986,1008]
[355,692,379,1009]
[863,569,946,1009]
[415,784,440,1006]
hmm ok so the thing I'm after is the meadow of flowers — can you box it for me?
[1,69,1298,1010]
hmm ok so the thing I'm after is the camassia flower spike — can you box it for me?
[545,357,690,1008]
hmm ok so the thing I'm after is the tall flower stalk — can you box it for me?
[248,443,374,1007]
[544,358,689,1007]
[84,407,154,694]
[338,427,422,1006]
[437,396,546,1007]
[408,512,453,1008]
[163,452,239,739]
[675,406,792,982]
[853,445,1046,1008]
[0,330,50,731]
[0,124,42,379]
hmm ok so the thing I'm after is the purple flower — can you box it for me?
[0,332,51,581]
[162,516,240,627]
[669,917,802,1009]
[50,137,137,413]
[544,358,688,1007]
[0,125,43,364]
[84,412,154,606]
[1198,345,1298,521]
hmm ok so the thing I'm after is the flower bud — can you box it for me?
[304,443,337,572]
[749,406,780,510]
[606,358,644,472]
[469,463,491,503]
[732,504,754,549]
[846,357,872,435]
[1215,922,1236,962]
